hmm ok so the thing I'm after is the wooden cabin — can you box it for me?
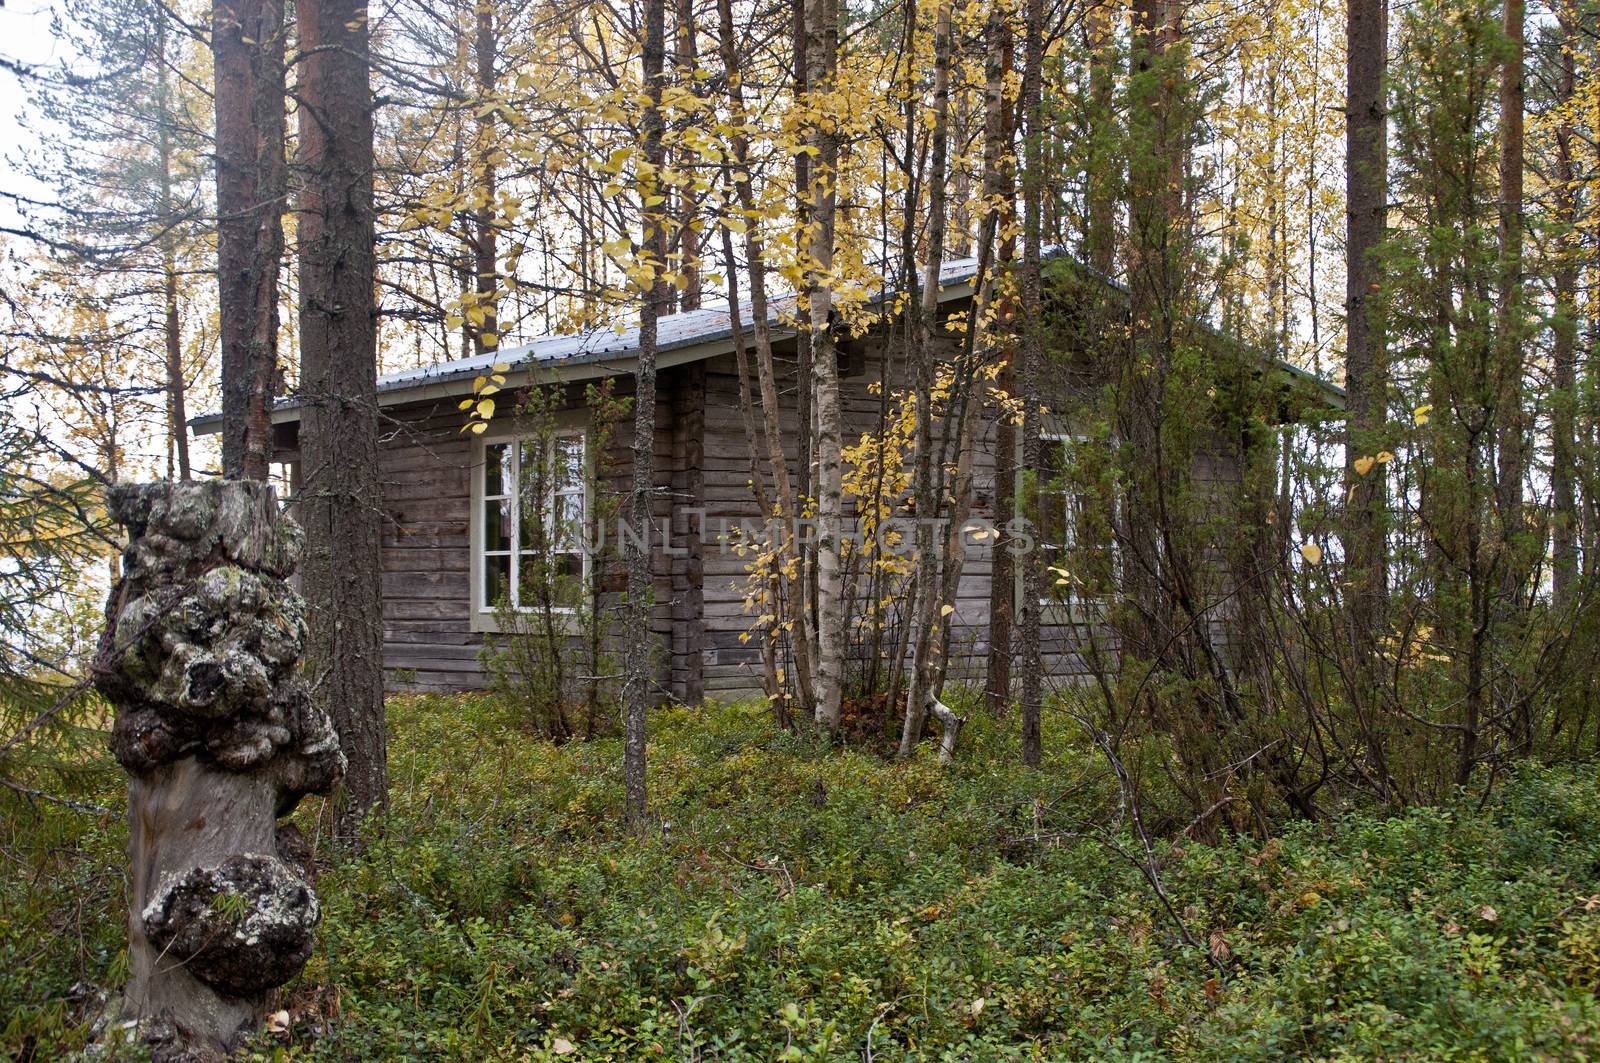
[192,253,1342,703]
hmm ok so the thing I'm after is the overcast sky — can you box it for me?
[1,0,68,231]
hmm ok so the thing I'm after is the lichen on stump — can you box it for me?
[95,481,345,1061]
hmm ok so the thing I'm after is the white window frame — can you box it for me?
[469,416,591,634]
[1018,429,1111,622]
[1036,431,1082,604]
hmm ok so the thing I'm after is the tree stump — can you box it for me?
[95,481,345,1060]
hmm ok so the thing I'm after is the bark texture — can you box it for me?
[295,0,387,837]
[625,0,669,823]
[1552,0,1579,607]
[1343,0,1388,630]
[1495,0,1527,613]
[1018,0,1044,768]
[95,481,343,1061]
[803,0,844,733]
[215,0,287,482]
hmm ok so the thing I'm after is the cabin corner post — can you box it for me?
[94,480,345,1060]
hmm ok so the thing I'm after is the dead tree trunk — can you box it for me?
[95,481,344,1061]
[295,0,386,838]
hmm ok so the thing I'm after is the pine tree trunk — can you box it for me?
[1018,0,1044,769]
[1552,0,1579,608]
[472,1,498,356]
[215,0,286,482]
[294,0,385,840]
[982,2,1018,717]
[1495,0,1531,752]
[1496,0,1527,613]
[1342,0,1388,635]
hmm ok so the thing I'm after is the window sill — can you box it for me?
[470,607,581,636]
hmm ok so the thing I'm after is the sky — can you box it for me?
[0,0,67,231]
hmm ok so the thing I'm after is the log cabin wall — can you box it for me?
[284,307,1248,704]
[366,373,682,695]
[696,329,1250,701]
[696,329,1018,699]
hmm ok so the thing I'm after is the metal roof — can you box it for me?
[363,252,989,398]
[190,250,1341,433]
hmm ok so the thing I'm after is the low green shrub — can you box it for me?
[3,693,1598,1060]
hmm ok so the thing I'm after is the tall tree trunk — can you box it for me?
[675,0,701,312]
[791,0,814,647]
[472,0,498,356]
[625,0,668,823]
[804,0,845,732]
[1552,0,1579,608]
[295,0,385,839]
[1084,0,1117,278]
[1342,0,1388,636]
[983,1,1018,716]
[720,222,784,705]
[899,0,953,757]
[1495,0,1526,612]
[1018,0,1044,768]
[215,0,286,481]
[155,18,191,482]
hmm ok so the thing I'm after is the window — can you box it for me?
[476,430,588,617]
[1035,434,1081,582]
[1030,432,1115,613]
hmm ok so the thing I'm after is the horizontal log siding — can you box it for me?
[332,313,1247,704]
[696,331,1018,699]
[366,374,682,694]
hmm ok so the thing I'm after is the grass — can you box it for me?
[4,692,1600,1060]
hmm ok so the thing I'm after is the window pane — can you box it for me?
[521,554,580,609]
[1035,439,1071,549]
[556,551,583,582]
[485,499,511,552]
[1038,490,1067,549]
[484,553,511,606]
[1038,439,1065,479]
[520,504,547,553]
[519,439,545,494]
[485,443,510,496]
[554,436,584,491]
[555,491,584,547]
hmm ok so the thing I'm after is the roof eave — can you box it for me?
[190,281,983,436]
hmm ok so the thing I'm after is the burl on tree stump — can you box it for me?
[94,481,345,1060]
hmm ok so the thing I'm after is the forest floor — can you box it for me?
[5,693,1600,1061]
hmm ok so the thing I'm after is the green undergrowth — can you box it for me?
[4,694,1600,1061]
